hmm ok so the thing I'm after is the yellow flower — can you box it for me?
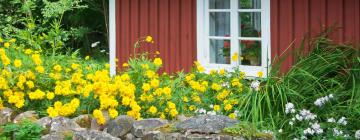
[182,97,189,102]
[122,63,129,67]
[31,54,42,65]
[141,64,149,69]
[108,108,118,119]
[0,38,2,43]
[47,107,59,118]
[93,109,106,125]
[142,83,151,92]
[211,83,221,91]
[189,105,196,111]
[28,89,45,100]
[219,69,226,75]
[169,109,178,117]
[35,66,45,73]
[14,59,22,68]
[85,55,90,60]
[160,113,166,119]
[153,58,162,66]
[257,71,263,78]
[24,49,33,55]
[145,36,154,43]
[3,42,10,48]
[213,105,220,112]
[122,96,131,106]
[145,70,155,78]
[150,79,159,88]
[167,102,176,109]
[9,39,16,43]
[148,106,158,114]
[53,65,62,72]
[232,52,238,61]
[224,104,233,111]
[71,63,80,70]
[26,81,34,89]
[46,92,55,100]
[228,113,236,119]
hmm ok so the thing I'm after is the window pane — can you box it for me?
[210,12,230,37]
[210,39,231,64]
[239,0,261,9]
[210,0,230,9]
[240,40,261,66]
[239,12,261,37]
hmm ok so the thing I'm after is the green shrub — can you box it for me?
[0,120,44,140]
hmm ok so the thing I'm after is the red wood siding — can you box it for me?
[116,0,197,73]
[271,0,360,72]
[116,0,360,74]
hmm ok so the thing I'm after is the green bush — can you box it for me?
[0,120,44,140]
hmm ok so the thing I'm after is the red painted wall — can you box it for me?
[116,0,197,73]
[116,0,360,73]
[271,0,360,72]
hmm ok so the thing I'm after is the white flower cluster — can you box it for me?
[296,109,317,121]
[355,130,360,139]
[337,117,347,125]
[303,122,323,136]
[314,94,334,107]
[250,80,260,91]
[285,102,296,114]
[332,128,343,136]
[195,106,217,116]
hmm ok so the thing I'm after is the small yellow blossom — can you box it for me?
[3,42,10,48]
[232,52,238,61]
[257,71,263,78]
[153,58,162,66]
[145,36,154,43]
[148,106,158,114]
[14,59,22,68]
[85,56,90,60]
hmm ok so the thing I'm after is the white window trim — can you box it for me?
[109,0,116,76]
[196,0,271,77]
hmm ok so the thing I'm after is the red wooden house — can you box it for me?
[108,0,360,77]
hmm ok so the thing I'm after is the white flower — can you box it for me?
[209,104,214,108]
[333,128,343,136]
[278,129,283,133]
[289,121,294,126]
[198,108,207,114]
[355,130,360,139]
[311,123,323,134]
[100,49,106,53]
[304,128,315,135]
[296,114,303,121]
[285,102,295,114]
[327,118,336,123]
[299,109,316,121]
[337,117,347,125]
[314,94,333,107]
[206,111,216,115]
[91,41,100,48]
[250,80,260,91]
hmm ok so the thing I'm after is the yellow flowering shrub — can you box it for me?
[0,36,259,125]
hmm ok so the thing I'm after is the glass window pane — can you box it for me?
[239,12,261,37]
[210,0,230,9]
[240,40,261,66]
[210,12,230,37]
[210,39,231,64]
[239,0,261,9]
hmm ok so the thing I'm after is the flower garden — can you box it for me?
[0,0,359,139]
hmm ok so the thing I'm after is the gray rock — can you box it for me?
[0,108,16,125]
[142,131,163,140]
[72,114,93,128]
[36,117,52,134]
[73,129,121,140]
[164,133,181,140]
[175,115,238,134]
[104,115,135,137]
[13,111,39,123]
[176,114,189,121]
[41,132,69,140]
[50,117,81,133]
[132,118,169,138]
[233,137,246,140]
[125,133,136,140]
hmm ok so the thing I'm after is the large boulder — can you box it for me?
[104,115,135,137]
[131,118,169,138]
[72,114,93,128]
[13,111,39,123]
[73,129,121,140]
[0,108,16,125]
[50,117,81,134]
[175,115,239,134]
[36,117,52,134]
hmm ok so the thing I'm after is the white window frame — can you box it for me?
[196,0,271,77]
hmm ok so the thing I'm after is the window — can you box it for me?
[197,0,270,77]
